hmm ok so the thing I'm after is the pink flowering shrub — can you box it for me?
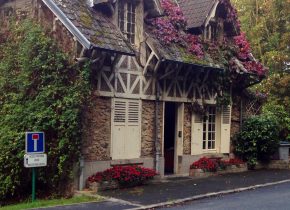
[190,157,218,172]
[87,165,158,187]
[191,157,245,172]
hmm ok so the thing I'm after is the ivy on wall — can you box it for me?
[0,20,90,203]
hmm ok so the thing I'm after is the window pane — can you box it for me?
[120,21,124,32]
[128,2,132,12]
[130,35,134,44]
[208,141,212,149]
[128,13,131,23]
[131,24,135,34]
[127,23,131,33]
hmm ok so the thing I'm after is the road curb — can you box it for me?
[129,179,290,210]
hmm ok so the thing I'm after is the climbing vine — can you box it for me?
[0,20,90,203]
[151,0,204,58]
[233,32,266,76]
[220,0,241,32]
[150,0,266,77]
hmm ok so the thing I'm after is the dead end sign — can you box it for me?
[25,132,45,154]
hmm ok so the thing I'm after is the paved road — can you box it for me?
[161,182,290,210]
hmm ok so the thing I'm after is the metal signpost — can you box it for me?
[24,132,47,202]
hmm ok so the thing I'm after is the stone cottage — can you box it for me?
[0,0,265,188]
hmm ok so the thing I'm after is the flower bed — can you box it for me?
[190,157,247,178]
[87,165,158,192]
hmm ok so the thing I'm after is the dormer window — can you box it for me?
[205,22,218,41]
[118,0,136,44]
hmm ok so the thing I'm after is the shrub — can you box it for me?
[262,102,290,141]
[217,159,230,170]
[190,157,218,172]
[234,115,280,167]
[87,166,157,187]
[191,157,245,172]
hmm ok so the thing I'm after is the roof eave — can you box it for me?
[93,45,135,56]
[42,0,91,49]
[162,58,224,71]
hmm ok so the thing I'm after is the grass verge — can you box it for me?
[0,195,104,210]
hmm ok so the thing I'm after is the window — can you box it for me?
[192,105,231,155]
[202,107,216,150]
[118,0,136,44]
[205,23,218,41]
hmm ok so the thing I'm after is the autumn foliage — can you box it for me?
[150,0,267,76]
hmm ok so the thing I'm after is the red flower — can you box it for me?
[190,157,218,172]
[87,165,158,187]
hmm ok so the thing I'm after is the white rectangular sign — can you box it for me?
[24,154,47,168]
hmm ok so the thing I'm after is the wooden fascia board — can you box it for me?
[204,0,220,27]
[42,0,91,49]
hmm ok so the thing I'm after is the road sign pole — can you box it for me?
[32,168,36,202]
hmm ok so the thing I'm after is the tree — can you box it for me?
[233,0,290,140]
[233,0,290,71]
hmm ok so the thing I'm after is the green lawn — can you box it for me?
[0,195,104,210]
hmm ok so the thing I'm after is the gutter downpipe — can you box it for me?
[154,58,165,174]
[155,75,161,173]
[79,156,84,190]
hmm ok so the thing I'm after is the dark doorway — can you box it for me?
[164,102,176,174]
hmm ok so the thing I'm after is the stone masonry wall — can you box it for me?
[141,100,163,158]
[82,96,111,161]
[183,103,191,155]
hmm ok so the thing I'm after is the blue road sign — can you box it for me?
[25,132,45,154]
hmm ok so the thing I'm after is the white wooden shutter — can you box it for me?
[112,100,126,159]
[112,99,141,160]
[191,113,203,155]
[125,101,141,159]
[220,105,231,153]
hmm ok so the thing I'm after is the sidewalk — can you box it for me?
[41,169,290,210]
[99,169,290,208]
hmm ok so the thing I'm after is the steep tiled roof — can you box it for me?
[44,0,134,55]
[177,0,216,29]
[145,29,222,69]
